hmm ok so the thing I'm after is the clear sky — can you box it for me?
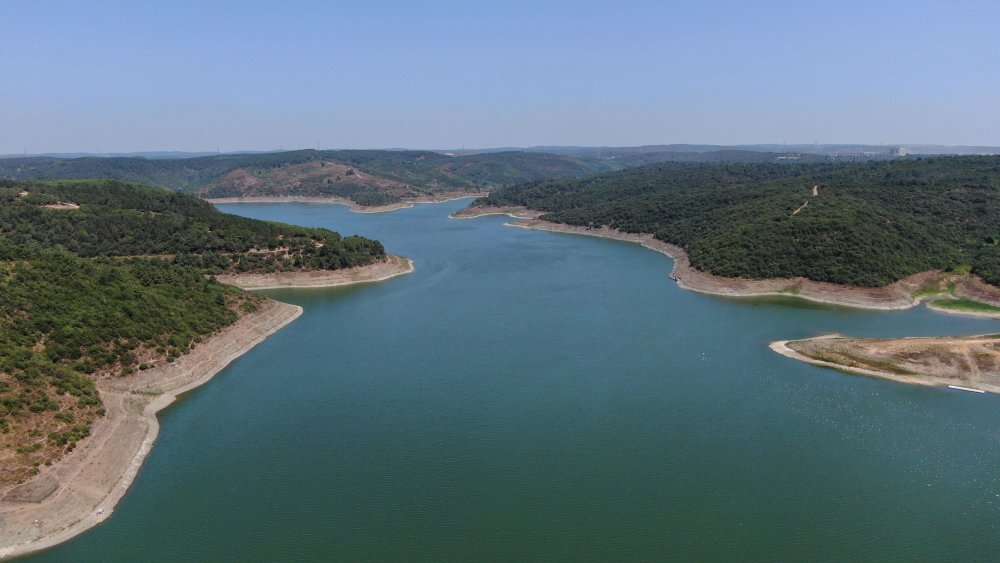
[2,0,998,153]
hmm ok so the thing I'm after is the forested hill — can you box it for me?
[0,180,387,482]
[0,148,838,206]
[0,150,613,206]
[1,179,385,273]
[474,156,1000,287]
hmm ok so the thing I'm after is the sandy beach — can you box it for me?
[0,256,414,559]
[206,193,481,214]
[472,208,1000,311]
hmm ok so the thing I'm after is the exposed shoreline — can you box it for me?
[462,206,1000,312]
[205,193,481,214]
[769,336,1000,394]
[769,337,942,388]
[450,205,543,220]
[216,254,414,290]
[0,257,414,559]
[0,300,302,559]
[926,301,1000,319]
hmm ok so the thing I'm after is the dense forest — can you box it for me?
[0,148,841,205]
[475,156,1000,287]
[0,180,387,483]
[0,180,385,274]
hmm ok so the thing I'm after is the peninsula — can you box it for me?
[458,157,1000,311]
[0,180,411,558]
[770,335,1000,394]
[206,193,480,215]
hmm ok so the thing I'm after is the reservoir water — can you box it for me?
[33,200,1000,561]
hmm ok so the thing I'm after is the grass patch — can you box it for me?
[930,299,1000,314]
[802,348,915,375]
[911,282,944,299]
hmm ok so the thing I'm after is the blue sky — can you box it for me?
[1,0,998,152]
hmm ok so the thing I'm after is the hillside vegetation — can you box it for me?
[1,180,385,273]
[474,156,1000,287]
[0,150,613,205]
[0,180,386,483]
[1,148,845,206]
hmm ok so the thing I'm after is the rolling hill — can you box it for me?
[0,148,863,206]
[471,156,1000,287]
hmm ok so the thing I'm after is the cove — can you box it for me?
[31,199,1000,561]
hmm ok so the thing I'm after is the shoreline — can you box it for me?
[216,254,413,290]
[0,256,414,559]
[466,207,1000,312]
[926,301,1000,319]
[449,205,543,220]
[769,336,1000,394]
[768,338,942,388]
[0,300,302,559]
[206,193,481,214]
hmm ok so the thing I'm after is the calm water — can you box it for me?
[33,200,1000,561]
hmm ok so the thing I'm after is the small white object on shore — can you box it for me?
[948,385,985,393]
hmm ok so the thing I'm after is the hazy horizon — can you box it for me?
[2,0,998,153]
[6,141,1000,160]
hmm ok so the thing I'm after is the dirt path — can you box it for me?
[791,185,820,216]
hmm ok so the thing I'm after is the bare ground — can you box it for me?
[216,254,413,290]
[771,335,1000,393]
[205,193,481,214]
[450,205,544,220]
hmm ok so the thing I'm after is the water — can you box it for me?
[33,200,1000,561]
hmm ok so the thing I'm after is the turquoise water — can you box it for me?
[33,200,1000,561]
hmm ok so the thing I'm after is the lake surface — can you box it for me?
[34,200,1000,561]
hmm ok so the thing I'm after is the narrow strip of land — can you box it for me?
[206,193,481,214]
[770,335,1000,394]
[216,254,413,290]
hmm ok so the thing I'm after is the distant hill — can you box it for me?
[0,148,873,205]
[473,156,1000,287]
[467,143,1000,157]
[0,150,615,205]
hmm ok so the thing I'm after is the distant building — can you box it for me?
[889,146,908,157]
